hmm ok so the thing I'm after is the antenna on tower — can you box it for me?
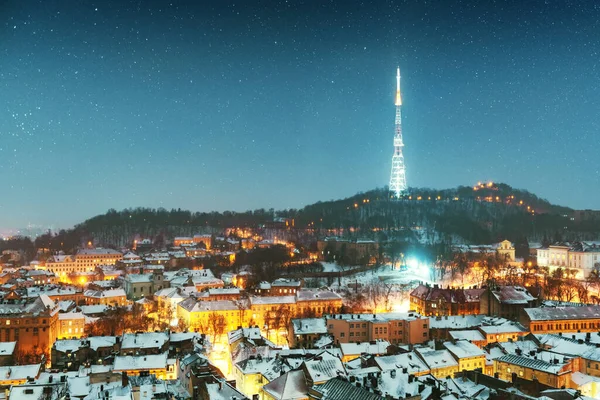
[389,67,407,198]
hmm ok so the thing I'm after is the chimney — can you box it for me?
[121,372,128,388]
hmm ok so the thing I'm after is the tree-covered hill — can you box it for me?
[34,183,599,251]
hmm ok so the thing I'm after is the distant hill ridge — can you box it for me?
[55,182,597,249]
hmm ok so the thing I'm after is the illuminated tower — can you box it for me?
[389,67,407,197]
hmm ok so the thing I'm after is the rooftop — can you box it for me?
[491,286,536,304]
[77,248,122,256]
[114,352,168,371]
[524,306,600,321]
[291,318,327,335]
[495,354,569,375]
[443,340,485,359]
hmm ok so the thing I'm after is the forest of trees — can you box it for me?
[3,184,596,256]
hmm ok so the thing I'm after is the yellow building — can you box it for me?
[0,364,42,387]
[443,340,486,374]
[495,353,572,388]
[0,295,59,357]
[57,312,85,340]
[84,288,128,307]
[178,290,342,343]
[43,249,122,279]
[76,248,123,271]
[177,299,246,336]
[113,352,175,380]
[415,348,459,379]
[233,357,283,398]
[523,306,600,335]
[497,240,516,262]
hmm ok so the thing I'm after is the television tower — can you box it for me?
[389,67,407,197]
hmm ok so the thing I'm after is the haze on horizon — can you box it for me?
[1,0,599,231]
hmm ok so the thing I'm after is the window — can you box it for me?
[350,324,354,328]
[423,332,427,337]
[350,332,354,337]
[423,323,427,328]
[362,323,366,328]
[33,327,39,337]
[340,332,345,338]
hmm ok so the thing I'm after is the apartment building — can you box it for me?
[537,242,600,279]
[0,295,59,356]
[326,311,429,345]
[522,306,600,334]
[410,284,484,317]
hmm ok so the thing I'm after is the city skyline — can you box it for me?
[1,0,599,230]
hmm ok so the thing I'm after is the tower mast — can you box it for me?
[389,67,407,197]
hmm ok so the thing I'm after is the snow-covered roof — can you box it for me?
[79,304,110,315]
[272,278,302,287]
[113,352,168,371]
[296,290,341,302]
[0,342,16,356]
[491,286,536,304]
[291,318,327,335]
[169,332,201,343]
[374,352,429,374]
[340,341,390,357]
[68,376,90,398]
[179,298,239,313]
[312,377,383,400]
[236,357,289,382]
[125,273,153,283]
[495,353,568,374]
[262,369,308,400]
[9,386,45,399]
[121,332,168,350]
[84,288,126,298]
[0,364,41,382]
[525,306,600,321]
[443,340,485,359]
[122,252,140,260]
[58,312,84,321]
[416,348,459,370]
[448,330,485,342]
[208,288,240,295]
[478,317,527,334]
[77,248,122,256]
[430,314,485,330]
[251,296,296,305]
[205,381,248,400]
[228,327,263,344]
[303,352,346,384]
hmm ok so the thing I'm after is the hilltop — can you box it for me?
[30,183,600,251]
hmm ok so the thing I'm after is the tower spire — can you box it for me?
[395,67,402,106]
[389,66,407,197]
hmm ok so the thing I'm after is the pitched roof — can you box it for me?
[262,369,309,400]
[525,306,600,321]
[495,354,569,374]
[312,377,384,400]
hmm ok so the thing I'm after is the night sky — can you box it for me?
[1,0,599,231]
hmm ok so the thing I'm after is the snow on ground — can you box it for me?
[320,262,343,273]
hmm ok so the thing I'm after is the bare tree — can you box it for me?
[208,312,227,344]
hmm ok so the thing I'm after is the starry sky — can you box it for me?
[1,0,599,231]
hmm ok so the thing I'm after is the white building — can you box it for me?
[537,242,600,278]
